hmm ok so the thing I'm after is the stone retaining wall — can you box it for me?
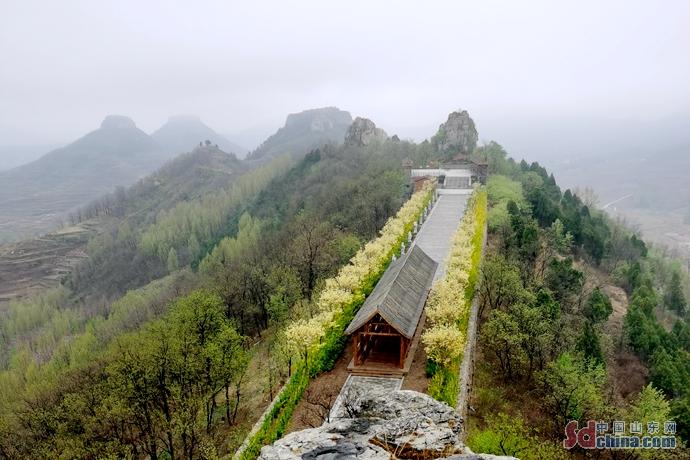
[456,223,488,439]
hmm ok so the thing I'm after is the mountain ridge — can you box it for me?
[151,115,247,158]
[248,107,353,162]
[0,115,247,241]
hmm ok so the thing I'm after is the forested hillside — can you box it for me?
[0,145,250,309]
[0,126,433,458]
[465,143,690,458]
[0,116,246,242]
[0,116,166,241]
[1,110,688,459]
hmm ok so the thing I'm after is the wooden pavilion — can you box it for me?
[345,245,437,372]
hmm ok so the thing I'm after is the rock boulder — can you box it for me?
[258,390,517,459]
[432,110,478,155]
[344,117,388,147]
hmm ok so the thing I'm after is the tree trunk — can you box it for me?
[232,384,241,424]
[225,383,232,426]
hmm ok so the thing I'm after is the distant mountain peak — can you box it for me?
[151,116,246,157]
[248,107,352,162]
[284,107,352,130]
[100,115,137,130]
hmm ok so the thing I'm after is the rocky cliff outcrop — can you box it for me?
[432,110,478,155]
[258,390,516,460]
[344,117,388,147]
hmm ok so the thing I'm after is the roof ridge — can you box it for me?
[345,245,437,338]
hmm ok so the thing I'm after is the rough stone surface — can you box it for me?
[258,390,516,459]
[344,117,388,147]
[433,110,478,154]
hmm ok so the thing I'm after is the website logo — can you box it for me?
[564,420,677,450]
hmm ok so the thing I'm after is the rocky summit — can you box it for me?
[344,117,388,147]
[432,110,478,155]
[258,390,516,460]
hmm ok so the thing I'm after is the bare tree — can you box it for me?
[300,386,339,427]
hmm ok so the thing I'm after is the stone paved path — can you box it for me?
[414,194,469,280]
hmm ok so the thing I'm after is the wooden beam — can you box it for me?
[360,332,401,337]
[354,334,360,365]
[399,337,404,368]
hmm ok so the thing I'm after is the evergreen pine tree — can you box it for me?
[577,321,604,365]
[665,271,687,316]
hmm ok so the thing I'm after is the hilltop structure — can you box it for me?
[404,154,488,192]
[345,245,437,372]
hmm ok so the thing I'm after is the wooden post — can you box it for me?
[399,337,404,368]
[354,334,360,365]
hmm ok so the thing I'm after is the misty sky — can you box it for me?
[2,0,690,152]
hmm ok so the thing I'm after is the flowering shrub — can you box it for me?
[284,319,325,361]
[424,188,487,406]
[284,181,435,363]
[422,324,465,366]
[239,181,435,460]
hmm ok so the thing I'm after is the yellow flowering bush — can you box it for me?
[285,319,325,361]
[285,181,435,360]
[424,188,488,407]
[423,324,465,366]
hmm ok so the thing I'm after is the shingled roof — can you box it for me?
[345,245,437,339]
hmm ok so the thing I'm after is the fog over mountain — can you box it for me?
[3,2,690,457]
[2,2,688,238]
[2,1,688,147]
[0,107,361,241]
[248,107,352,162]
[151,115,247,158]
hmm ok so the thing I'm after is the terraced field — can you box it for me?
[0,223,95,307]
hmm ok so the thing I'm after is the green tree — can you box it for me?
[627,384,671,431]
[665,271,687,315]
[166,247,179,272]
[514,303,555,379]
[188,234,201,261]
[467,412,566,460]
[478,254,530,318]
[625,303,664,358]
[545,258,584,310]
[583,287,613,324]
[671,395,690,444]
[672,320,690,352]
[576,321,604,365]
[649,347,690,398]
[207,324,249,426]
[483,309,525,381]
[538,353,606,435]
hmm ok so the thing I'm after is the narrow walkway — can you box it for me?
[329,193,470,418]
[414,194,468,280]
